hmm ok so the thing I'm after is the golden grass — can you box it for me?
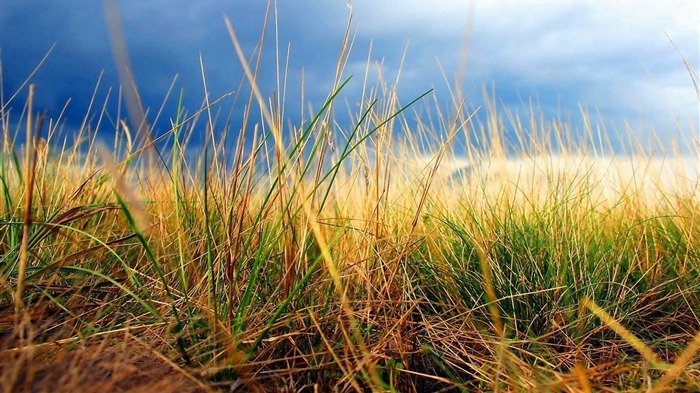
[1,4,699,392]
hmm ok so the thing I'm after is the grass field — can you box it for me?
[1,10,700,393]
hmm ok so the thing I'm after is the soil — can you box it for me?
[0,336,214,393]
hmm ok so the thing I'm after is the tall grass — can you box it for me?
[1,5,699,392]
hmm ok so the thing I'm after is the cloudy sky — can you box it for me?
[1,0,698,154]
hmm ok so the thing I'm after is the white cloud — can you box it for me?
[350,0,472,37]
[343,1,698,145]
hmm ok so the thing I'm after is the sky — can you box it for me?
[1,0,698,155]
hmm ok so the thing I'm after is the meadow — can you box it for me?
[1,10,699,393]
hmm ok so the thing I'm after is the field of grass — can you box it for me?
[1,10,700,393]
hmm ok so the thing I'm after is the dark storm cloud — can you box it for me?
[1,0,353,137]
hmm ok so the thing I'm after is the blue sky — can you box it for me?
[1,0,698,154]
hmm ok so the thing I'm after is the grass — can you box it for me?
[1,5,700,392]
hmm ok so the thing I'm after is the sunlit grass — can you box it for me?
[1,5,699,392]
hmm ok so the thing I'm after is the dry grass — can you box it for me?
[1,3,699,392]
[1,334,213,393]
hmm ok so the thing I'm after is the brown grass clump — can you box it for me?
[1,337,212,393]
